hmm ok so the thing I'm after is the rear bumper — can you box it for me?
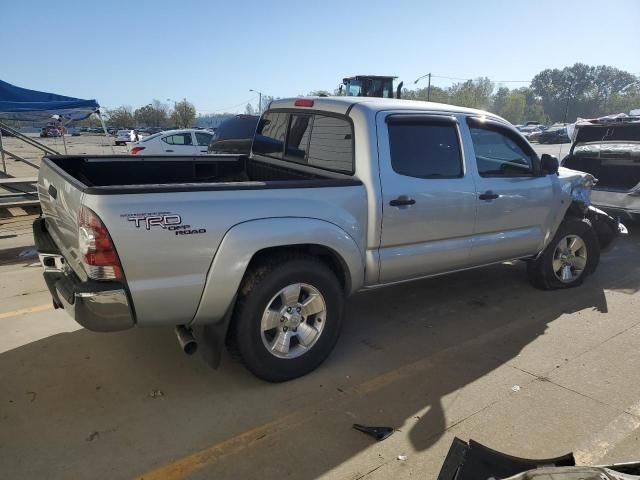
[591,189,640,220]
[585,205,627,252]
[33,218,135,332]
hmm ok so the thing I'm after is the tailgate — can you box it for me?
[37,158,86,277]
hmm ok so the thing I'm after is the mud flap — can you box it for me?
[191,297,236,369]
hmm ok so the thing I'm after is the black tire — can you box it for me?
[231,256,344,382]
[527,218,600,290]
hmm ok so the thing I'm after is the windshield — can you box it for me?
[345,78,394,98]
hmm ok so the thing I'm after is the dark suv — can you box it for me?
[208,115,259,154]
[538,127,570,144]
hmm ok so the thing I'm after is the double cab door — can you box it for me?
[376,111,553,284]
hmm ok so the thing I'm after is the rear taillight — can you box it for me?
[78,207,123,280]
[130,146,145,155]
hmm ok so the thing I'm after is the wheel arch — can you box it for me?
[190,217,365,327]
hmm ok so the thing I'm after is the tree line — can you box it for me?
[97,63,639,130]
[103,98,196,129]
[401,63,639,124]
[309,63,639,125]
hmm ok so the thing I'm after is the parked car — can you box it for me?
[115,129,138,145]
[40,126,62,138]
[527,127,547,143]
[516,125,542,140]
[129,129,213,155]
[537,126,570,144]
[208,115,260,154]
[34,96,622,382]
[562,116,640,221]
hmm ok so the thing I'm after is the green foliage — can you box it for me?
[134,100,170,127]
[530,63,638,121]
[170,98,196,128]
[399,63,638,124]
[105,106,134,128]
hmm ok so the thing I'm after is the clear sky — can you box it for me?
[2,0,639,114]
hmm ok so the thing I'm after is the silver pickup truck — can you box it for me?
[34,97,622,381]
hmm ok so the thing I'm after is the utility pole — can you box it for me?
[249,89,264,114]
[414,72,432,101]
[562,76,575,125]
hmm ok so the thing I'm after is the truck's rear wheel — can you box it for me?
[527,218,600,290]
[231,257,344,382]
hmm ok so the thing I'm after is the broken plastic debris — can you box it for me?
[397,455,408,461]
[149,389,164,399]
[511,385,521,392]
[19,248,38,258]
[353,424,394,441]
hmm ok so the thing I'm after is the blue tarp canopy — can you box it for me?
[0,79,100,121]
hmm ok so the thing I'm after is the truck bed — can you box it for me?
[46,154,357,194]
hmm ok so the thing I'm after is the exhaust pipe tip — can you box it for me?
[175,325,198,355]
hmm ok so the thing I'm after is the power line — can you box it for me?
[199,96,258,115]
[418,74,532,84]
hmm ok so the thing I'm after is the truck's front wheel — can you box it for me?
[527,218,600,290]
[231,257,344,382]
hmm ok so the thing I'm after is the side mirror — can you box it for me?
[540,153,559,175]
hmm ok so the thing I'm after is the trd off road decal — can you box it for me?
[121,212,206,236]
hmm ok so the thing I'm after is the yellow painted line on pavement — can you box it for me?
[137,411,309,480]
[136,351,447,480]
[0,303,52,319]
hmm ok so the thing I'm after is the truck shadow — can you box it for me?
[0,226,638,479]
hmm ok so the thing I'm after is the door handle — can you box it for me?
[165,149,174,152]
[389,196,416,207]
[479,191,499,201]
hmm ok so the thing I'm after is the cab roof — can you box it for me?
[268,96,504,121]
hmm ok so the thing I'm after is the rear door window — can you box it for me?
[387,119,462,178]
[162,133,193,145]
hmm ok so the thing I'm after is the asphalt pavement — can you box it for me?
[0,137,638,479]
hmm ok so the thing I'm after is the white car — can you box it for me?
[130,129,214,155]
[115,129,138,146]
